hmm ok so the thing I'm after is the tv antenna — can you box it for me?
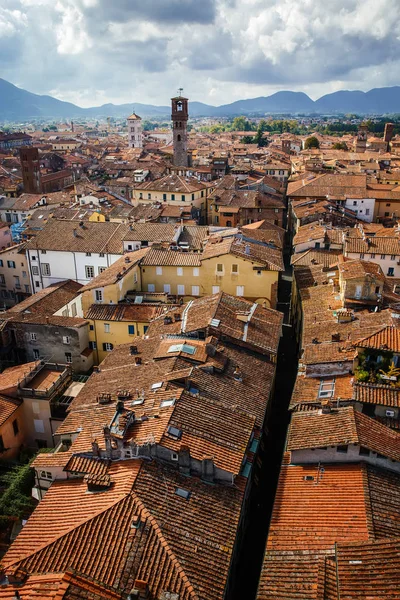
[178,87,183,97]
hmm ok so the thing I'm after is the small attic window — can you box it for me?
[167,425,182,439]
[175,487,190,500]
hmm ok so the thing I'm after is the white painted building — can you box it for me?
[344,234,400,278]
[25,220,129,292]
[127,112,143,149]
[344,197,375,223]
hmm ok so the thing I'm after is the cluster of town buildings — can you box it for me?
[0,98,400,598]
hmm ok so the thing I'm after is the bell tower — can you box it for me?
[171,89,189,167]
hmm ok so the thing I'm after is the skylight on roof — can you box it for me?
[151,382,163,390]
[160,398,175,408]
[167,343,196,355]
[167,425,182,439]
[318,378,335,399]
[175,487,191,500]
[210,318,221,327]
[131,398,144,406]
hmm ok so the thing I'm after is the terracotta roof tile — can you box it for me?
[80,248,150,291]
[355,324,400,352]
[287,406,400,462]
[25,220,130,254]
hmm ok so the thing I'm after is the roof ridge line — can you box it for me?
[134,497,200,599]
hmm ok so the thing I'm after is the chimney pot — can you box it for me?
[321,401,331,414]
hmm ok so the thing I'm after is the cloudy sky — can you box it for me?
[1,0,400,107]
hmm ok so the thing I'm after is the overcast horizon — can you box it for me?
[1,0,400,108]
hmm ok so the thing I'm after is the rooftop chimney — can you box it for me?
[73,228,77,237]
[233,366,243,382]
[321,401,331,414]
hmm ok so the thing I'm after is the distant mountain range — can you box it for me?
[2,77,400,121]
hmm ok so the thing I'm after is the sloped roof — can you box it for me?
[148,292,283,355]
[257,460,400,599]
[25,220,130,254]
[339,259,385,280]
[80,248,149,291]
[354,325,400,352]
[287,406,400,462]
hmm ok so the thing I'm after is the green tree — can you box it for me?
[254,120,269,147]
[231,116,253,131]
[304,136,320,149]
[241,135,254,144]
[332,141,348,150]
[0,462,35,528]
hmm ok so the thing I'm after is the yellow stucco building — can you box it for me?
[79,249,171,363]
[72,236,283,364]
[140,237,283,307]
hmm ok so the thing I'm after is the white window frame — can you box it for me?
[193,267,199,277]
[177,284,185,295]
[156,266,163,275]
[148,283,155,292]
[95,289,103,302]
[41,263,51,276]
[85,265,95,279]
[191,285,200,296]
[65,353,72,364]
[104,323,110,333]
[105,343,113,351]
[177,267,183,276]
[62,336,70,345]
[212,285,220,294]
[318,379,336,398]
[164,284,171,294]
[236,286,244,296]
[30,332,37,341]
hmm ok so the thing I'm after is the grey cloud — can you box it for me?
[184,30,234,70]
[81,0,216,25]
[2,0,400,106]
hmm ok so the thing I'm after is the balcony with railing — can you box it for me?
[18,361,72,400]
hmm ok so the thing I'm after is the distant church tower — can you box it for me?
[171,90,188,167]
[355,123,368,153]
[19,147,42,194]
[127,111,143,148]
